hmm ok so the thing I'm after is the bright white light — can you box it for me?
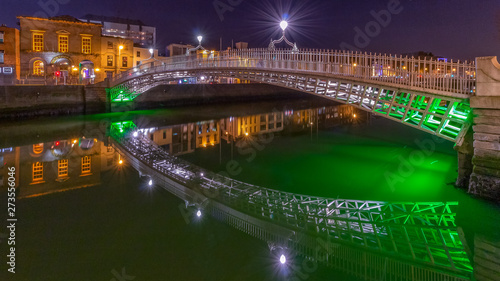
[200,76,205,80]
[197,35,203,44]
[196,210,202,217]
[200,172,204,177]
[133,131,138,137]
[280,254,286,264]
[280,21,288,31]
[148,180,153,186]
[149,48,154,54]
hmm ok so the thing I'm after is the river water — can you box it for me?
[0,94,499,281]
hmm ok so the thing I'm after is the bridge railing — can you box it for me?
[110,49,476,96]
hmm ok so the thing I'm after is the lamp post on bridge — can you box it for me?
[268,20,298,52]
[186,35,206,56]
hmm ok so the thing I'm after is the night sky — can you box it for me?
[1,0,499,60]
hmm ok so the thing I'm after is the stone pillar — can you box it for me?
[468,57,500,201]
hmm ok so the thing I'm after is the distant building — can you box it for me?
[80,14,156,48]
[17,15,104,84]
[235,42,248,49]
[133,46,159,67]
[0,25,20,84]
[100,36,134,80]
[166,43,193,57]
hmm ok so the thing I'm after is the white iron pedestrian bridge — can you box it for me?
[106,49,476,144]
[110,121,473,281]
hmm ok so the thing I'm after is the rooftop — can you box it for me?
[80,14,152,27]
[17,15,102,26]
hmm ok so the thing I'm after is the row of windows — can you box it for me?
[32,156,91,182]
[106,55,128,67]
[31,55,128,75]
[32,33,92,54]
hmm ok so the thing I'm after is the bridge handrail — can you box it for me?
[110,48,476,96]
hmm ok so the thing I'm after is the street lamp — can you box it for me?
[269,20,298,52]
[186,35,206,56]
[116,45,124,74]
[280,20,288,31]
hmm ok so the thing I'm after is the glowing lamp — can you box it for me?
[149,48,154,55]
[119,45,124,50]
[118,159,123,165]
[197,36,203,44]
[196,210,202,217]
[280,21,288,31]
[148,180,153,186]
[280,255,286,264]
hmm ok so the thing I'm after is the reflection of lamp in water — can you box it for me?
[280,254,286,265]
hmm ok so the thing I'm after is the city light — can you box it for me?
[280,20,288,31]
[119,45,124,50]
[197,35,203,44]
[133,131,138,137]
[148,180,153,186]
[196,210,202,217]
[149,48,154,55]
[200,172,204,177]
[353,114,357,118]
[118,159,123,165]
[280,254,286,264]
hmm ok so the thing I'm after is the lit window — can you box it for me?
[33,60,44,76]
[58,35,68,52]
[82,37,91,54]
[33,33,44,51]
[122,56,127,67]
[81,156,91,174]
[0,31,4,43]
[58,159,69,178]
[0,50,4,64]
[32,162,43,182]
[107,55,113,67]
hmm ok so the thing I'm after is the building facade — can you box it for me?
[18,16,104,84]
[0,25,20,84]
[80,15,156,48]
[100,36,134,80]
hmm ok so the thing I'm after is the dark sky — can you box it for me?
[1,0,499,60]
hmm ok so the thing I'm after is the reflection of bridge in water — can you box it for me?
[110,120,473,281]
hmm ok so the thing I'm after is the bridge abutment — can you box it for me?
[468,57,500,201]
